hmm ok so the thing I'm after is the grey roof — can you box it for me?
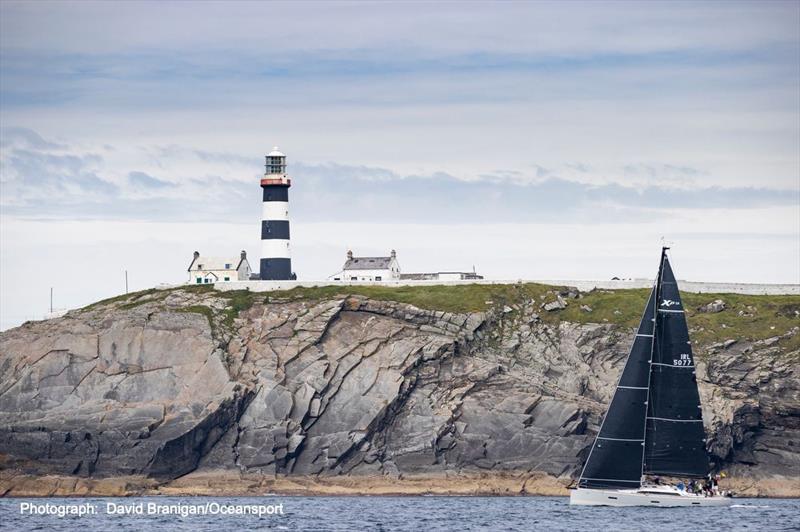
[344,256,393,270]
[188,255,249,272]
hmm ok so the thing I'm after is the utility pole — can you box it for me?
[125,270,129,294]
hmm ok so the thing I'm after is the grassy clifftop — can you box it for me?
[83,282,800,355]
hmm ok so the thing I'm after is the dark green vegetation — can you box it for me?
[82,284,215,311]
[83,287,161,311]
[560,288,800,354]
[682,292,800,353]
[80,283,799,353]
[265,283,554,314]
[263,285,799,349]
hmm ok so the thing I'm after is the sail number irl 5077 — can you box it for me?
[673,353,692,366]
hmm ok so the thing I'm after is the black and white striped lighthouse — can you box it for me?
[259,147,293,280]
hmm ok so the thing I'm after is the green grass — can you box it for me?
[78,282,799,355]
[559,288,651,327]
[83,288,160,311]
[82,285,216,311]
[259,285,798,354]
[681,292,800,352]
[179,284,217,295]
[217,290,261,328]
[177,284,800,350]
[262,283,559,314]
[559,288,800,353]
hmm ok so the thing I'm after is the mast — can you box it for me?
[640,246,668,482]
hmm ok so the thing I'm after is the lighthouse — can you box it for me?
[259,147,293,280]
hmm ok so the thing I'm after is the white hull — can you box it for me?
[570,487,732,507]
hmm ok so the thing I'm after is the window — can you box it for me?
[375,276,382,281]
[204,278,212,284]
[196,278,202,284]
[350,277,358,281]
[224,277,230,281]
[224,264,231,269]
[197,264,203,270]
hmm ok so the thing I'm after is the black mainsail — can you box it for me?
[644,251,708,477]
[578,248,709,490]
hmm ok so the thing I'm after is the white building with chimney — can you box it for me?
[329,250,401,281]
[188,251,252,284]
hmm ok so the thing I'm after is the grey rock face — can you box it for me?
[0,308,250,478]
[0,289,797,485]
[701,331,800,476]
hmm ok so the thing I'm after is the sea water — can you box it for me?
[1,496,798,531]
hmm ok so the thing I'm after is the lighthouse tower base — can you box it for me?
[260,258,292,280]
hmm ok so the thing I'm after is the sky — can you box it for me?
[1,1,798,330]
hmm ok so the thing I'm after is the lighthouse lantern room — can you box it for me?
[259,146,293,280]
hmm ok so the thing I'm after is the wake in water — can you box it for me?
[730,504,773,509]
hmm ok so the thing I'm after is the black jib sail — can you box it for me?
[578,248,709,490]
[643,250,709,478]
[578,288,655,489]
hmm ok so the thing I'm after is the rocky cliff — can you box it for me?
[1,285,798,496]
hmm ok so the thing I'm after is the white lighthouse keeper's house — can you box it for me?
[329,250,401,281]
[187,251,252,284]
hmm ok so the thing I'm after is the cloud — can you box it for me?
[1,133,795,226]
[1,45,796,113]
[2,2,797,58]
[128,171,175,189]
[0,141,117,208]
[1,3,796,195]
[0,126,65,150]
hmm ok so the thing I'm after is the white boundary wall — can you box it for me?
[211,279,800,296]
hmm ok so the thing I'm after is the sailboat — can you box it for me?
[570,248,731,507]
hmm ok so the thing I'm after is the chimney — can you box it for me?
[193,251,200,260]
[241,250,247,260]
[347,250,353,260]
[390,249,396,259]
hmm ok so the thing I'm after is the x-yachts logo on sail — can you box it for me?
[661,299,679,308]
